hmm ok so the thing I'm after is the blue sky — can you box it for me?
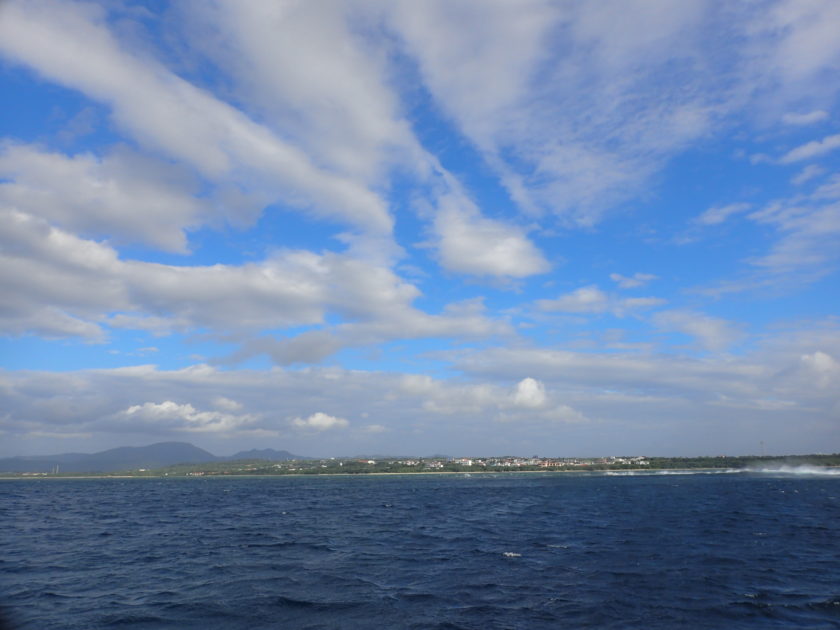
[1,0,838,458]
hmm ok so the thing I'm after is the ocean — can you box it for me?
[1,470,839,629]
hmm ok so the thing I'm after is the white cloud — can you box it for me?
[121,400,257,433]
[813,174,840,200]
[652,310,742,352]
[384,0,840,228]
[609,272,657,289]
[291,412,349,431]
[213,397,243,412]
[400,372,586,423]
[512,377,547,408]
[0,143,203,253]
[694,202,752,226]
[237,302,510,366]
[791,164,826,186]
[761,0,840,87]
[614,297,667,315]
[1,307,106,342]
[746,184,840,275]
[361,424,388,434]
[185,0,424,185]
[0,205,512,364]
[537,286,665,316]
[432,194,549,278]
[386,1,722,224]
[779,133,840,164]
[388,0,555,147]
[2,322,838,456]
[538,286,609,314]
[800,351,840,388]
[0,0,392,234]
[2,1,840,461]
[697,174,840,293]
[782,110,828,125]
[752,207,840,273]
[453,326,840,418]
[0,208,379,334]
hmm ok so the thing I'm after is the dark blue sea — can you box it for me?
[2,470,839,629]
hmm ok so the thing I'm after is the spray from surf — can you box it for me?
[749,465,840,476]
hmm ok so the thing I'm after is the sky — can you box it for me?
[0,0,839,459]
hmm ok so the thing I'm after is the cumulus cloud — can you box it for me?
[1,320,838,456]
[3,1,840,461]
[432,194,549,278]
[800,351,840,388]
[453,325,840,420]
[0,203,515,366]
[120,400,257,433]
[0,144,202,252]
[291,412,349,431]
[512,377,547,408]
[0,208,411,331]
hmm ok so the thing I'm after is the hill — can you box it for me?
[1,442,217,473]
[0,442,313,473]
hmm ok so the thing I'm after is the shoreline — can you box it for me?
[0,468,687,480]
[3,465,838,480]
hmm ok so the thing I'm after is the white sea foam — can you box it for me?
[604,469,743,476]
[604,466,839,477]
[751,465,840,476]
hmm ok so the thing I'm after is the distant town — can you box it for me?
[177,455,655,477]
[6,452,840,478]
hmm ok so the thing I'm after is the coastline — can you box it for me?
[4,466,838,480]
[0,468,664,480]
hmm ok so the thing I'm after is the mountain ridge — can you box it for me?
[0,441,310,473]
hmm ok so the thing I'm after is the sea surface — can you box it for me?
[1,470,839,629]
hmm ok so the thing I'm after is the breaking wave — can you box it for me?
[605,469,744,476]
[605,465,840,477]
[749,465,840,476]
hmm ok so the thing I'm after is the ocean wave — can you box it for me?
[604,469,744,476]
[5,474,839,629]
[750,465,840,476]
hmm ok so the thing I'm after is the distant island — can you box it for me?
[1,442,838,478]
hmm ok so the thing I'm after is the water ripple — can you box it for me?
[2,474,839,629]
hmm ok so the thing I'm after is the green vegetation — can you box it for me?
[3,453,839,478]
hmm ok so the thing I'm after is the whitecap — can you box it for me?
[751,465,840,476]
